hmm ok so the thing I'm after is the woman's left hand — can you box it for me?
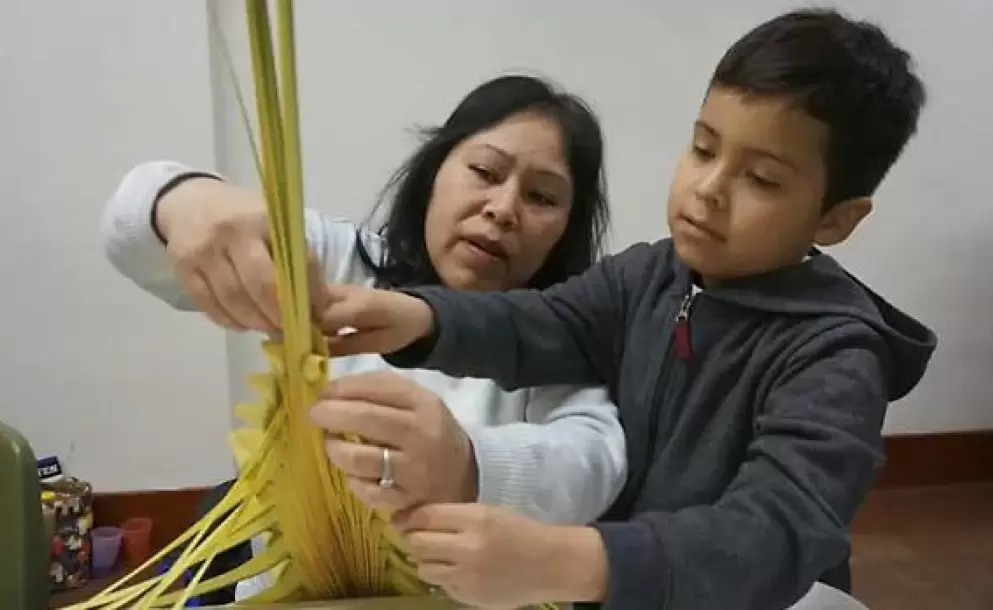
[310,370,478,512]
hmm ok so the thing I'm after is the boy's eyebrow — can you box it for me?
[694,120,719,138]
[694,120,798,170]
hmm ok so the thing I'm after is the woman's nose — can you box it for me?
[482,184,520,228]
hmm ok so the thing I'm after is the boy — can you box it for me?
[318,8,937,610]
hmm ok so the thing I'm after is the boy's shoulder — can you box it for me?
[708,252,937,401]
[603,243,936,401]
[605,237,677,267]
[601,237,681,293]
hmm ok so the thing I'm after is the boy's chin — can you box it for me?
[673,236,722,273]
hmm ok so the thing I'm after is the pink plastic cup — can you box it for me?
[120,517,153,568]
[90,526,123,577]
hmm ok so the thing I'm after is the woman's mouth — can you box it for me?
[462,236,508,261]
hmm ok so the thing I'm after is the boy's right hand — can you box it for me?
[314,286,436,357]
[155,177,281,333]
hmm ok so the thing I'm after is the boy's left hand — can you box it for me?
[392,503,565,608]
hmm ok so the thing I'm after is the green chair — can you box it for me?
[0,420,49,610]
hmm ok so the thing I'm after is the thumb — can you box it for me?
[315,285,371,335]
[326,328,400,357]
[307,251,332,314]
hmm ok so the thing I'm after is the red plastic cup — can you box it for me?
[91,526,124,577]
[120,517,153,568]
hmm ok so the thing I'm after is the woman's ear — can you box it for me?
[814,197,873,247]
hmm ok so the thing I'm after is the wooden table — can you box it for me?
[199,598,464,609]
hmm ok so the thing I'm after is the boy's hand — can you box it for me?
[314,285,435,356]
[392,504,608,608]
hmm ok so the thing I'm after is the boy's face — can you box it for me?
[666,86,869,284]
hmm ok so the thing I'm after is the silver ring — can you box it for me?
[378,446,396,489]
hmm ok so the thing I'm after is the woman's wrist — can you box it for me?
[152,173,222,243]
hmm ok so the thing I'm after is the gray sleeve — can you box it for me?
[592,324,889,610]
[388,243,656,390]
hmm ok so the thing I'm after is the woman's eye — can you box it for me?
[530,191,557,207]
[470,164,499,183]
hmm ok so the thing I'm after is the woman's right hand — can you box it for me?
[155,177,282,333]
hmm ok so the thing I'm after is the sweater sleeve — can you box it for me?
[465,385,627,525]
[388,243,656,390]
[99,160,358,308]
[591,324,888,610]
[100,160,221,310]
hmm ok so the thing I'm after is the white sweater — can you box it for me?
[101,161,627,597]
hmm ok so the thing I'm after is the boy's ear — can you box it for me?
[813,197,872,247]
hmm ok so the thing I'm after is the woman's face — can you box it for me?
[424,111,574,291]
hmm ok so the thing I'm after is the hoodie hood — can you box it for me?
[687,249,937,401]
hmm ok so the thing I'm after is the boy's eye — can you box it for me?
[748,172,780,189]
[691,144,715,160]
[470,164,500,183]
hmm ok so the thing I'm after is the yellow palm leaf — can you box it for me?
[67,2,424,607]
[68,2,559,608]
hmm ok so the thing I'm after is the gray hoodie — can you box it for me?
[387,239,937,610]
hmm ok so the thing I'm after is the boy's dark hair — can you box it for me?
[711,8,926,209]
[357,74,610,290]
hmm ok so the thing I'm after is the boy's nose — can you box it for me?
[694,169,729,209]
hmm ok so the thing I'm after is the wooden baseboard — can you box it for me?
[88,430,993,552]
[874,429,993,488]
[92,486,213,552]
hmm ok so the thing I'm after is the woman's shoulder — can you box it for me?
[305,213,385,286]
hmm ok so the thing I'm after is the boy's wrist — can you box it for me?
[539,525,609,603]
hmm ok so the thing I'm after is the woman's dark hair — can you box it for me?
[356,74,610,289]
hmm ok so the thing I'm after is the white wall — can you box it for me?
[0,2,234,491]
[2,0,990,491]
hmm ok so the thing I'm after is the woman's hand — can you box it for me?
[155,177,281,333]
[392,504,609,608]
[309,370,478,512]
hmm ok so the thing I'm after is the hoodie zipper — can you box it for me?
[649,290,696,461]
[617,287,696,515]
[674,291,695,360]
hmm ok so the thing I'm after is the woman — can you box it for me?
[101,74,626,600]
